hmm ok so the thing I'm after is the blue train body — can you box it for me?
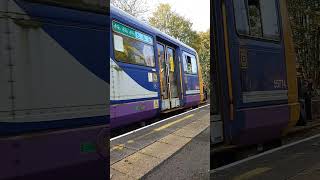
[110,5,204,128]
[211,0,299,146]
[0,0,109,179]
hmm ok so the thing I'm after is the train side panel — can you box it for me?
[110,6,203,129]
[110,14,160,128]
[0,1,108,179]
[181,50,201,108]
[212,0,298,146]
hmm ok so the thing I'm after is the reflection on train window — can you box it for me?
[233,0,249,34]
[184,54,198,75]
[233,0,280,40]
[113,32,155,67]
[191,56,198,74]
[260,0,280,39]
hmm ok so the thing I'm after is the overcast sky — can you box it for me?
[147,0,210,32]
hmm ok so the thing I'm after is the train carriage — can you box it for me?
[110,5,205,128]
[0,0,109,179]
[211,0,300,146]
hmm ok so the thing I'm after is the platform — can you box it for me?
[110,104,210,180]
[211,133,320,180]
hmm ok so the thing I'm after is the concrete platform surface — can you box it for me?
[211,134,320,180]
[110,105,210,180]
[144,127,210,180]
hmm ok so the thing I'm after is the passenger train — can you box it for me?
[211,0,300,147]
[0,0,109,179]
[110,5,206,128]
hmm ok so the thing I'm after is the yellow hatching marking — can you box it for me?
[127,140,134,144]
[111,144,125,151]
[233,167,271,180]
[153,114,194,132]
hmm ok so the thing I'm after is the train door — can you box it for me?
[157,43,180,110]
[211,0,225,145]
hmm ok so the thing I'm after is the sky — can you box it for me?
[147,0,210,32]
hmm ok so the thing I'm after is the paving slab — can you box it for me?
[211,134,320,180]
[110,105,210,179]
[112,152,162,179]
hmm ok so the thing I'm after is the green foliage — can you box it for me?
[148,4,198,48]
[149,4,210,92]
[111,0,149,17]
[194,31,211,94]
[288,0,320,89]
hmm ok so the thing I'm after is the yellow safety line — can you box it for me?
[111,114,194,151]
[153,114,194,131]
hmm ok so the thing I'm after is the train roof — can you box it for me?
[110,5,196,53]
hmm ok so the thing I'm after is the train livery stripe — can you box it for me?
[110,58,158,101]
[196,53,205,102]
[222,1,234,120]
[0,115,107,135]
[242,90,288,103]
[280,0,300,131]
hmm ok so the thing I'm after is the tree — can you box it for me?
[111,0,149,18]
[148,4,198,47]
[288,0,320,89]
[149,4,210,93]
[195,31,211,94]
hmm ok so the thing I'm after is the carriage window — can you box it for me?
[184,54,198,75]
[233,0,249,34]
[260,0,280,39]
[233,0,280,40]
[191,56,198,74]
[113,32,155,67]
[248,0,263,37]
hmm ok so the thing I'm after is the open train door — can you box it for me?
[157,41,181,111]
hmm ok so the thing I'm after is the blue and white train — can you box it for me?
[0,0,108,179]
[110,5,206,128]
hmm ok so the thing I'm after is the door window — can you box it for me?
[167,47,179,98]
[157,44,168,99]
[233,0,280,40]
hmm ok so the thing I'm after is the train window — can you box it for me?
[183,54,198,75]
[233,0,280,40]
[185,56,192,73]
[233,0,250,34]
[248,0,263,37]
[113,32,155,67]
[260,0,280,39]
[191,56,198,74]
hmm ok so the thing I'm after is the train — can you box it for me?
[0,0,109,179]
[110,5,206,128]
[211,0,300,147]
